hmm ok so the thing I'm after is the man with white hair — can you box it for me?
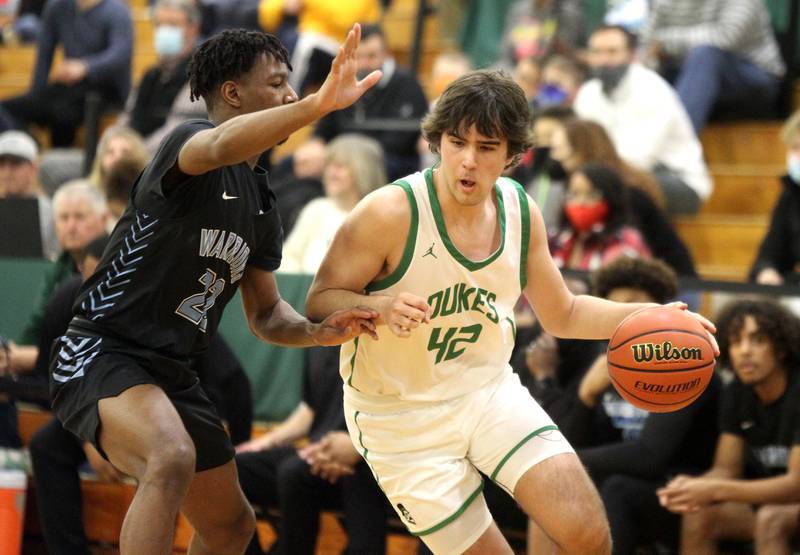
[0,130,58,259]
[1,180,107,377]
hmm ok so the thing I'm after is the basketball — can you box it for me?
[607,306,716,413]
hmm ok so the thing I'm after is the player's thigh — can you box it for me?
[343,404,494,555]
[514,452,609,552]
[98,383,194,478]
[180,458,254,537]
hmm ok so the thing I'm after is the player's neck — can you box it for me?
[432,168,496,225]
[753,367,788,405]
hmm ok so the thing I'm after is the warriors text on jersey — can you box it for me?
[69,120,283,359]
[341,168,530,410]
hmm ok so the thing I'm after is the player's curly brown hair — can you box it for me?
[715,298,800,371]
[421,70,533,168]
[591,256,678,304]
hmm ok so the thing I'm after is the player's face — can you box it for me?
[438,124,513,207]
[729,315,783,386]
[237,53,298,115]
[55,198,107,254]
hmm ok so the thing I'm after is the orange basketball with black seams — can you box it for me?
[607,306,716,413]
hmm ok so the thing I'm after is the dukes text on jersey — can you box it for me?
[198,228,251,283]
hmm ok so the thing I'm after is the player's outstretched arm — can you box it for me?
[239,266,378,347]
[178,24,383,176]
[306,186,431,338]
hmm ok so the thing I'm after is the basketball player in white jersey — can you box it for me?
[306,70,718,554]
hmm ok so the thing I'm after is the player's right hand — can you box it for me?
[380,292,433,338]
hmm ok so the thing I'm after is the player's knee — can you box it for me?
[562,512,612,555]
[144,437,196,491]
[199,501,256,551]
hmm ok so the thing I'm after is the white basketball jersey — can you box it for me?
[341,168,531,411]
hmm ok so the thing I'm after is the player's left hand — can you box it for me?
[312,307,379,345]
[656,474,719,513]
[665,302,720,357]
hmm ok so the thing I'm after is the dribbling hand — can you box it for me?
[664,302,720,356]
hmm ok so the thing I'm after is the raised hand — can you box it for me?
[313,23,383,116]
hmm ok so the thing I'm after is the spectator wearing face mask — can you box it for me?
[749,110,800,286]
[574,25,711,215]
[534,53,585,108]
[118,0,206,152]
[549,162,650,271]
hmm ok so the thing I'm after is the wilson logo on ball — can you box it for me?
[630,341,703,363]
[634,377,702,394]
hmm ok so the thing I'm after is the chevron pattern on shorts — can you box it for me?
[52,336,102,384]
[82,212,159,320]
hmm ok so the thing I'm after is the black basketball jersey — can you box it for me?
[71,120,283,358]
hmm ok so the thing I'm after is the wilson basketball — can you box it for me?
[607,306,716,413]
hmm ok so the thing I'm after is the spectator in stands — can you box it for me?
[118,0,205,153]
[291,24,428,182]
[535,53,585,108]
[0,0,133,147]
[0,180,107,377]
[280,134,384,274]
[640,0,785,133]
[658,298,800,555]
[512,56,541,107]
[574,24,712,215]
[510,105,574,229]
[0,0,46,44]
[235,346,387,555]
[574,257,719,555]
[0,130,58,259]
[28,236,254,555]
[549,162,650,271]
[87,125,148,190]
[749,110,800,286]
[550,118,697,277]
[498,0,585,69]
[257,0,381,94]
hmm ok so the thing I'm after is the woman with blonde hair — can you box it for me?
[280,134,385,273]
[88,125,148,190]
[551,119,696,277]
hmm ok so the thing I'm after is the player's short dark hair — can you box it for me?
[421,70,533,168]
[591,256,678,304]
[188,29,291,107]
[591,24,638,51]
[715,298,800,371]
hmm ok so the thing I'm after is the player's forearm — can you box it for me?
[713,474,800,505]
[206,94,328,167]
[250,298,318,347]
[549,295,656,339]
[305,288,385,324]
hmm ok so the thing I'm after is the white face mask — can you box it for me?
[787,152,800,184]
[154,24,184,59]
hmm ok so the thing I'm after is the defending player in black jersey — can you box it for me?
[49,26,381,554]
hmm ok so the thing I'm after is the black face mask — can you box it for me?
[531,146,551,173]
[593,64,630,95]
[545,157,567,181]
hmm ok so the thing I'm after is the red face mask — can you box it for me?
[564,200,609,233]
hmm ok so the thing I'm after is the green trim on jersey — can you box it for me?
[366,181,419,292]
[354,410,369,460]
[346,337,360,389]
[512,180,531,290]
[424,168,507,271]
[504,316,516,339]
[412,481,485,536]
[490,425,559,481]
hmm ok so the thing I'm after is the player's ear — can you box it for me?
[220,81,242,109]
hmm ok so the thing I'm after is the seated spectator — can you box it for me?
[640,0,785,133]
[749,110,800,286]
[118,0,206,153]
[574,24,712,215]
[658,298,800,554]
[498,0,585,69]
[512,56,542,108]
[87,125,148,190]
[0,130,58,259]
[28,234,253,553]
[0,0,46,44]
[280,134,384,273]
[549,162,650,272]
[550,118,697,277]
[0,180,107,377]
[235,346,387,555]
[510,105,574,229]
[257,0,381,94]
[291,24,428,182]
[534,53,585,108]
[0,0,133,147]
